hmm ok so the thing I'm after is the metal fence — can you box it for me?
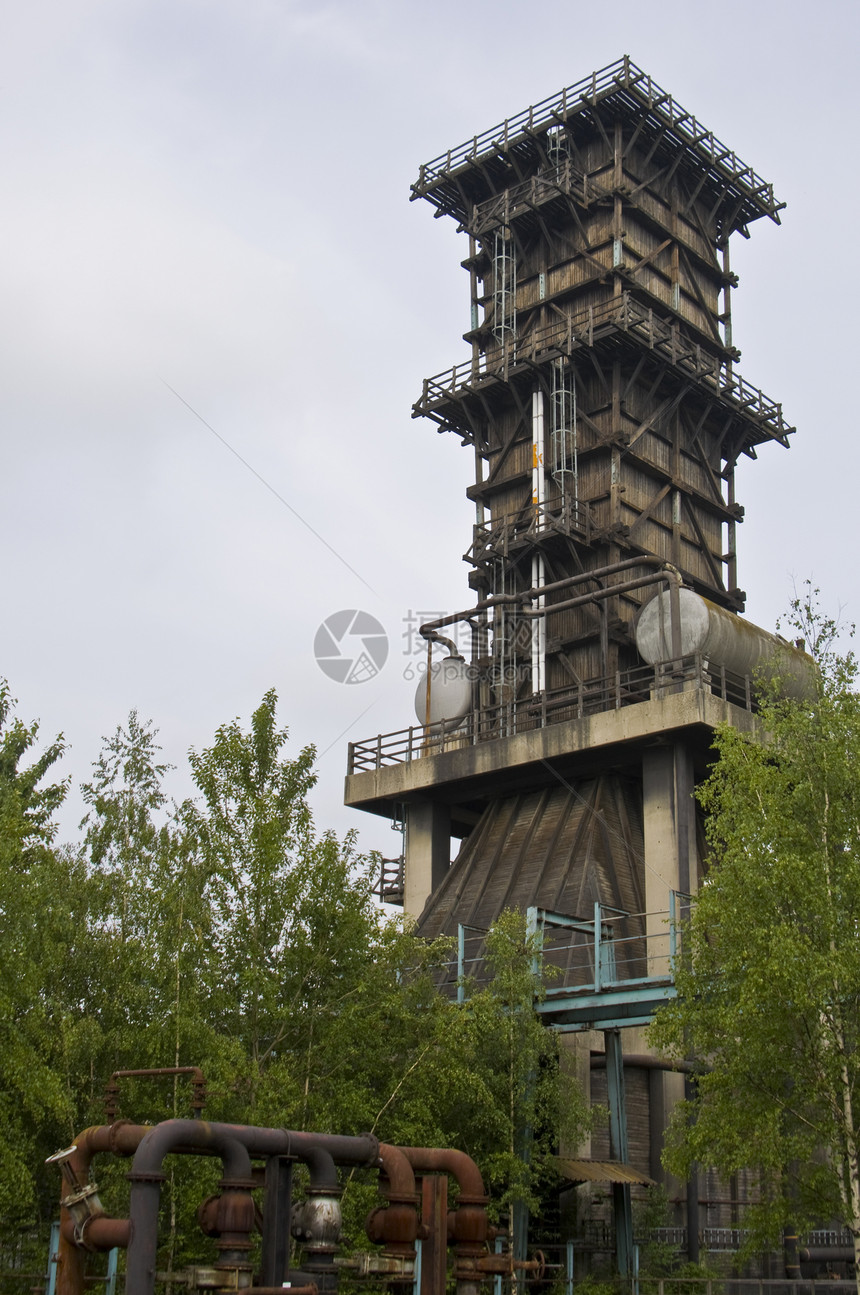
[349,655,754,775]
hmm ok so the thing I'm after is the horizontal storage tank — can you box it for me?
[635,588,815,698]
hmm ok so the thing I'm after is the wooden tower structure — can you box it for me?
[345,57,793,1269]
[413,56,789,693]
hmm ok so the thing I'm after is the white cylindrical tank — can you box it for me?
[414,656,473,728]
[635,588,814,697]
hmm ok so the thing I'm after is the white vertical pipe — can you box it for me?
[531,388,546,694]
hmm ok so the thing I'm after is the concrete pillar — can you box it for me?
[404,800,450,918]
[605,1028,634,1277]
[642,741,697,974]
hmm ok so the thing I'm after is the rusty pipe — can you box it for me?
[418,558,683,634]
[398,1147,488,1295]
[76,1217,130,1250]
[217,1126,376,1290]
[517,572,681,617]
[205,1124,379,1170]
[57,1121,147,1197]
[377,1144,418,1200]
[247,1288,318,1295]
[54,1122,380,1295]
[367,1144,420,1268]
[397,1148,485,1202]
[126,1120,254,1295]
[53,1123,147,1295]
[104,1066,207,1122]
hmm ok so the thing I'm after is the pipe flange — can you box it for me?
[107,1119,137,1155]
[218,1177,258,1191]
[74,1214,103,1254]
[125,1170,167,1185]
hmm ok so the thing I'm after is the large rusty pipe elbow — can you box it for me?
[53,1123,147,1295]
[397,1148,485,1202]
[293,1144,339,1193]
[366,1145,420,1262]
[377,1144,418,1201]
[398,1147,489,1274]
[126,1120,254,1295]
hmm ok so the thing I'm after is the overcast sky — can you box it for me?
[3,0,858,856]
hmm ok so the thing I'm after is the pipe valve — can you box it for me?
[292,1191,343,1251]
[46,1145,106,1247]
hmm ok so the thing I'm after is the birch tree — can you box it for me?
[651,597,860,1287]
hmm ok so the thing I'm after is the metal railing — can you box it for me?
[447,901,682,1000]
[412,57,780,221]
[347,655,754,775]
[469,159,609,236]
[413,292,791,445]
[466,496,594,564]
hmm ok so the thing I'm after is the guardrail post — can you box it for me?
[407,726,414,762]
[457,925,466,1005]
[376,733,382,768]
[347,741,355,774]
[526,906,543,983]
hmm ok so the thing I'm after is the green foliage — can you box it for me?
[0,681,77,1239]
[651,588,860,1262]
[2,682,592,1276]
[634,1185,682,1278]
[452,910,591,1228]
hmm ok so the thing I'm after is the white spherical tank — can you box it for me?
[414,656,473,727]
[635,588,814,697]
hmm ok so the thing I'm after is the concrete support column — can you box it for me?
[642,741,697,974]
[404,801,451,918]
[605,1029,633,1277]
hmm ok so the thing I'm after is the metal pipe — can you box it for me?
[517,572,681,617]
[366,1144,420,1270]
[53,1122,383,1295]
[246,1288,318,1295]
[126,1120,254,1295]
[799,1247,857,1263]
[532,387,547,695]
[397,1149,488,1295]
[422,629,464,660]
[396,1148,485,1201]
[290,1145,341,1293]
[51,1123,148,1295]
[376,1142,419,1202]
[419,558,683,634]
[104,1066,207,1122]
[590,1053,696,1074]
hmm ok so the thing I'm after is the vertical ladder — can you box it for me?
[492,229,517,354]
[546,124,570,177]
[551,359,578,506]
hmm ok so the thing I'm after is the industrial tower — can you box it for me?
[345,58,794,1266]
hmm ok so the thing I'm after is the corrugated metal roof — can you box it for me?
[556,1158,654,1186]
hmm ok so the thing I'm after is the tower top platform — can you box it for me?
[411,55,784,237]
